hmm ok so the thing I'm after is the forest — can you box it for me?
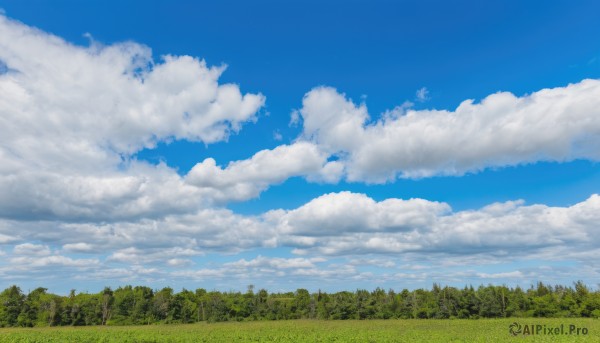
[1,282,599,327]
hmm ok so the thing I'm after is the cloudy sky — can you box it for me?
[1,1,600,294]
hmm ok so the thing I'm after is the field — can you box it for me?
[1,319,599,342]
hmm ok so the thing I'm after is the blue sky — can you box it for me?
[0,0,600,294]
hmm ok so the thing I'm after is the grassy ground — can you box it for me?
[0,318,599,342]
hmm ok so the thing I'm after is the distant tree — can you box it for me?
[100,287,113,325]
[0,285,25,327]
[1,282,600,326]
[293,289,311,319]
[112,286,135,325]
[132,286,153,324]
[152,287,172,322]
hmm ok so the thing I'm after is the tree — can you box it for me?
[112,286,135,325]
[293,289,311,319]
[100,287,113,325]
[329,291,355,320]
[132,286,153,324]
[152,287,173,322]
[1,282,600,326]
[0,286,25,327]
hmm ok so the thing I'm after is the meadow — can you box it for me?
[1,318,599,343]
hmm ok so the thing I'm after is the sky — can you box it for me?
[0,0,600,294]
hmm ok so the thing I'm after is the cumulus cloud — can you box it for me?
[272,192,449,237]
[0,14,264,220]
[2,190,599,282]
[177,77,600,192]
[186,142,340,202]
[298,82,600,182]
[268,191,600,258]
[1,192,599,288]
[0,207,276,260]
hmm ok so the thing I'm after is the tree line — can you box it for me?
[1,282,599,327]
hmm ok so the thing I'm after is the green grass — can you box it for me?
[1,319,599,342]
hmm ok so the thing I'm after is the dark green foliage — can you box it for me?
[0,281,598,326]
[0,285,24,327]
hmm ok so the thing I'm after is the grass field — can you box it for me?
[1,319,599,342]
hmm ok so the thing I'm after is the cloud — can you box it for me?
[269,192,600,258]
[2,191,598,278]
[108,246,201,265]
[62,242,95,253]
[1,192,599,288]
[298,81,600,182]
[0,15,264,152]
[13,243,51,256]
[272,191,449,237]
[415,87,429,102]
[166,258,193,267]
[171,256,362,285]
[186,142,340,202]
[0,162,206,221]
[0,233,17,244]
[477,271,524,279]
[0,14,264,220]
[349,258,396,268]
[4,243,100,277]
[10,255,100,269]
[226,255,326,269]
[0,207,276,262]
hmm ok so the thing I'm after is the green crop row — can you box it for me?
[1,318,599,342]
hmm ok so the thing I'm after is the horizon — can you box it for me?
[9,280,600,298]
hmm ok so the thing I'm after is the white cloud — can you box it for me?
[171,256,361,285]
[62,242,95,253]
[0,210,274,260]
[4,244,100,277]
[108,246,201,264]
[13,243,51,256]
[171,268,226,280]
[10,255,100,268]
[273,191,450,236]
[2,192,598,273]
[0,233,17,244]
[349,258,395,268]
[0,15,264,152]
[186,142,337,202]
[226,255,326,269]
[1,191,599,287]
[298,81,600,182]
[477,271,524,279]
[415,87,429,102]
[269,192,600,258]
[166,258,193,267]
[0,14,264,220]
